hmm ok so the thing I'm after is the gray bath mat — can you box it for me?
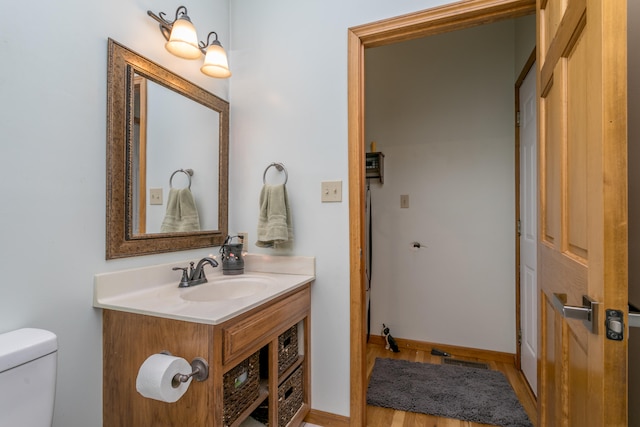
[367,357,532,427]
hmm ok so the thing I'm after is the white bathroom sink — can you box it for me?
[180,276,272,302]
[94,254,315,324]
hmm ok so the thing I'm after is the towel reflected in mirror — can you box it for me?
[160,188,201,233]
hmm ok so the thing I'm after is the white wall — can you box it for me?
[365,20,519,353]
[0,1,229,426]
[514,15,536,74]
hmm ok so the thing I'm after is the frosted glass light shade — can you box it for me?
[200,44,231,78]
[165,18,201,60]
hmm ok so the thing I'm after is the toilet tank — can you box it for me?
[0,328,58,427]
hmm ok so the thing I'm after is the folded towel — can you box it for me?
[160,188,201,233]
[256,184,293,247]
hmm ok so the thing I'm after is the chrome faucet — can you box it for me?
[172,257,219,288]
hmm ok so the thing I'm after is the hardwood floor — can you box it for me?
[366,342,537,427]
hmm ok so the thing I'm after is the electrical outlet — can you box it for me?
[400,194,409,208]
[150,188,163,205]
[321,181,342,202]
[237,232,248,249]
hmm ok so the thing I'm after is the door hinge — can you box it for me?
[516,111,521,127]
[517,219,521,236]
[517,329,522,346]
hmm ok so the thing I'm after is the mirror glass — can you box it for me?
[131,74,220,234]
[106,39,228,259]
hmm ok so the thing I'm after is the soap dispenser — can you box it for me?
[219,235,245,275]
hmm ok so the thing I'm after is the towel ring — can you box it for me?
[169,168,194,189]
[263,162,288,185]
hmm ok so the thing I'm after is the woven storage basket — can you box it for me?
[223,351,260,426]
[278,325,299,375]
[277,366,304,427]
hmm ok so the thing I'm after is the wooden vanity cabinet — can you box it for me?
[103,283,311,427]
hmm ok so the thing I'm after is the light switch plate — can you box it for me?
[400,194,409,208]
[150,188,163,205]
[321,181,342,202]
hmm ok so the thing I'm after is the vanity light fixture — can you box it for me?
[200,32,231,78]
[147,6,232,78]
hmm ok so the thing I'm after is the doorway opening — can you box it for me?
[347,1,536,425]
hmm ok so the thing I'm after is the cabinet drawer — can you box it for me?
[222,286,310,365]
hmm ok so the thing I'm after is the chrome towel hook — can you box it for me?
[263,162,288,184]
[169,168,194,189]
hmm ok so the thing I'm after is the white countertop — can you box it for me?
[94,254,315,325]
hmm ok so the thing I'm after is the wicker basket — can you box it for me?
[277,366,304,427]
[278,325,299,375]
[223,351,261,426]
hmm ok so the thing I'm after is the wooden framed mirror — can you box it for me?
[106,38,228,259]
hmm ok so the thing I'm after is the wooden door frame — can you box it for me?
[347,0,536,425]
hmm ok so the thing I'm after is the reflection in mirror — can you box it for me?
[106,38,228,259]
[132,74,220,234]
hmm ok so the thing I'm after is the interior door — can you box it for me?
[519,63,538,395]
[537,0,628,425]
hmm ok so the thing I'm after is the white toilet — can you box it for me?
[0,328,58,426]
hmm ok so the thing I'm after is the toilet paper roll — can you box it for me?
[136,353,193,403]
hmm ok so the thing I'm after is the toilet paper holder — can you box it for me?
[161,351,209,387]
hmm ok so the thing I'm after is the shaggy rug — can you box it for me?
[367,358,532,427]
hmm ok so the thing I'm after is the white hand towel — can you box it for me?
[256,184,293,247]
[160,188,201,232]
